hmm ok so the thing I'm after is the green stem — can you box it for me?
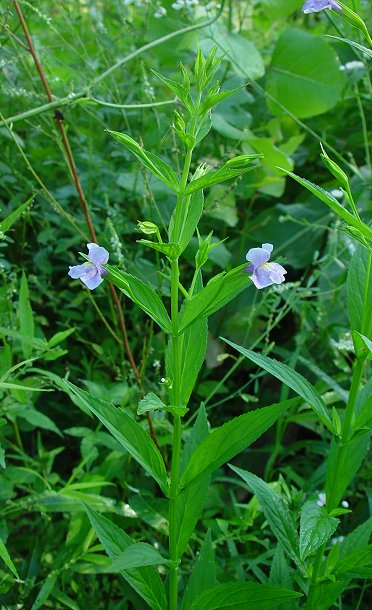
[342,356,366,443]
[306,543,326,609]
[168,258,182,610]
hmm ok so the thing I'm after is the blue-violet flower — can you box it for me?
[245,243,287,289]
[68,243,109,290]
[302,0,342,14]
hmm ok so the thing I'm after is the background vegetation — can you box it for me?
[0,0,371,608]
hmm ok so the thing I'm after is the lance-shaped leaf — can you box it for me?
[223,339,333,431]
[179,398,297,490]
[0,194,33,234]
[231,467,301,567]
[105,264,171,333]
[179,264,251,334]
[279,168,372,242]
[184,155,262,195]
[300,501,339,561]
[85,505,167,610]
[107,130,180,193]
[188,582,302,610]
[64,381,168,495]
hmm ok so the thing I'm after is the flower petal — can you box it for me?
[250,267,273,289]
[246,247,271,269]
[244,264,255,274]
[302,0,342,14]
[87,243,109,266]
[81,269,104,290]
[266,262,287,285]
[262,243,273,254]
[68,263,93,279]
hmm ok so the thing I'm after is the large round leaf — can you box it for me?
[266,29,346,118]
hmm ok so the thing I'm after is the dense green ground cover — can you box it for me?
[0,1,371,608]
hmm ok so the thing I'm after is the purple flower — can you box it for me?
[245,243,287,290]
[302,0,342,14]
[68,243,109,290]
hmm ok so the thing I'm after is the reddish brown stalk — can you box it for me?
[13,0,165,459]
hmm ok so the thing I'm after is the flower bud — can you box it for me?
[320,143,349,189]
[137,221,159,235]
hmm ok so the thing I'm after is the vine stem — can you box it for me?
[12,0,165,455]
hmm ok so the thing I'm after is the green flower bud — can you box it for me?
[320,143,349,189]
[137,221,159,235]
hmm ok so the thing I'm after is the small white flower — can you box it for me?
[316,492,326,507]
[154,5,167,17]
[205,1,216,8]
[331,535,345,545]
[341,500,349,508]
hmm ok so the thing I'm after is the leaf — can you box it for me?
[137,240,180,260]
[31,573,58,610]
[64,381,168,495]
[107,130,180,193]
[188,582,302,610]
[111,543,169,570]
[352,331,372,360]
[210,26,265,80]
[47,327,76,349]
[167,315,208,405]
[280,169,372,242]
[19,408,62,436]
[179,265,252,334]
[334,546,372,576]
[183,156,261,195]
[326,432,370,509]
[0,537,19,578]
[230,467,301,566]
[326,35,372,59]
[138,393,166,415]
[151,69,192,110]
[180,398,296,490]
[85,505,167,610]
[266,29,346,118]
[299,501,339,560]
[105,265,171,333]
[181,531,216,610]
[19,272,34,360]
[339,517,372,559]
[175,190,204,252]
[347,247,372,337]
[0,194,33,233]
[0,382,50,392]
[177,404,210,555]
[223,339,333,431]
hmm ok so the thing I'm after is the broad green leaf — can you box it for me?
[19,272,34,359]
[64,381,168,494]
[210,26,265,80]
[279,169,372,243]
[166,317,208,405]
[105,265,171,333]
[266,29,346,118]
[262,0,303,19]
[180,398,297,490]
[111,543,169,570]
[230,467,301,566]
[0,194,33,233]
[31,573,58,610]
[335,546,372,576]
[0,537,19,578]
[326,432,370,509]
[85,505,167,610]
[347,247,372,337]
[179,265,251,334]
[174,190,204,252]
[107,130,180,193]
[183,156,261,195]
[181,531,216,610]
[177,404,210,556]
[339,517,372,559]
[189,582,302,610]
[299,501,339,560]
[138,393,166,415]
[223,339,333,431]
